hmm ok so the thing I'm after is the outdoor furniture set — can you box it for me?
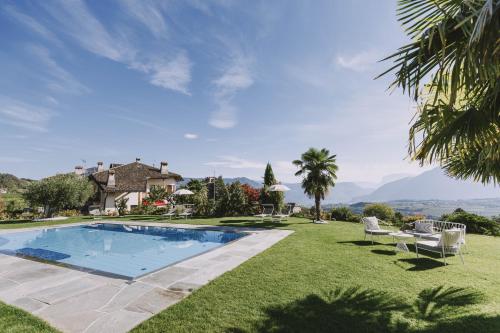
[362,216,466,265]
[254,203,294,223]
[162,204,194,219]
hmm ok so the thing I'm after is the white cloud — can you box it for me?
[184,133,198,139]
[41,0,127,61]
[4,5,63,47]
[0,96,56,132]
[133,52,192,95]
[28,45,90,95]
[45,96,59,105]
[39,0,191,94]
[210,53,253,128]
[120,0,168,37]
[336,50,380,72]
[209,101,237,129]
[205,156,265,169]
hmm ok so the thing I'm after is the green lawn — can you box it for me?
[1,217,499,333]
[0,301,59,333]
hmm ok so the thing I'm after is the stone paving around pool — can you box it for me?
[0,221,293,333]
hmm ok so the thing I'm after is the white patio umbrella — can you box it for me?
[173,189,194,195]
[268,184,290,192]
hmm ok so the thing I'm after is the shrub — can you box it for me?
[363,203,395,221]
[5,197,26,219]
[116,198,129,216]
[330,206,354,221]
[348,214,362,223]
[443,210,500,236]
[0,196,5,220]
[226,182,247,216]
[191,186,211,216]
[23,174,93,218]
[242,184,261,215]
[402,214,426,223]
[57,209,81,217]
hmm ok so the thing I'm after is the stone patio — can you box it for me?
[0,221,292,333]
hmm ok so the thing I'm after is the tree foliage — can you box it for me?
[379,0,500,184]
[23,174,93,217]
[226,181,247,216]
[214,176,230,216]
[191,185,211,216]
[260,163,284,211]
[293,148,338,221]
[363,203,396,222]
[442,209,500,236]
[147,185,169,202]
[116,197,128,216]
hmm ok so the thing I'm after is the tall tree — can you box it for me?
[23,174,93,217]
[293,148,338,222]
[227,181,247,216]
[214,176,229,216]
[260,163,284,211]
[378,0,499,184]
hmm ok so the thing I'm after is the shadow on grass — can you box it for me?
[337,240,383,246]
[227,286,495,333]
[220,220,291,228]
[0,219,33,225]
[399,258,446,271]
[372,249,397,256]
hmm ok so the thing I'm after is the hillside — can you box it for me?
[0,173,33,193]
[354,168,499,202]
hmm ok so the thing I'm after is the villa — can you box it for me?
[76,159,183,213]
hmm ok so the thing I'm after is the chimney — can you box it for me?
[97,161,104,172]
[136,157,141,162]
[74,166,84,176]
[107,169,116,187]
[160,161,168,175]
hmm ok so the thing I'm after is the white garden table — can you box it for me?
[389,232,414,253]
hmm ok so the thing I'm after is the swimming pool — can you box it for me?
[0,223,246,279]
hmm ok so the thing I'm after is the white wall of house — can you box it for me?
[104,193,118,213]
[124,192,140,209]
[146,178,176,193]
[101,178,177,213]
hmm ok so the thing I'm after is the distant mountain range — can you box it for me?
[183,168,498,205]
[353,168,499,202]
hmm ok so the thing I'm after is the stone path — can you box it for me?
[0,221,292,333]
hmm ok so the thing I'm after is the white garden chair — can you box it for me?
[178,204,194,219]
[415,229,464,265]
[273,204,294,223]
[162,206,176,220]
[255,204,274,222]
[362,216,392,244]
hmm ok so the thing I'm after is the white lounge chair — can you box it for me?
[415,229,464,265]
[362,216,392,244]
[178,204,194,219]
[273,204,294,223]
[162,206,176,220]
[255,204,274,222]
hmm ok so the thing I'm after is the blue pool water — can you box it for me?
[0,224,246,279]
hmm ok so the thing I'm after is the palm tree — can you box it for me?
[378,0,499,184]
[293,148,338,222]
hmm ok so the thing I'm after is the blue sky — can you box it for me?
[0,0,434,183]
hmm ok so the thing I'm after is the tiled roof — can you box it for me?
[90,162,182,193]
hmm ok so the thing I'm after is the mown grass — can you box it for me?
[0,301,59,333]
[129,217,500,333]
[1,217,499,332]
[0,216,95,229]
